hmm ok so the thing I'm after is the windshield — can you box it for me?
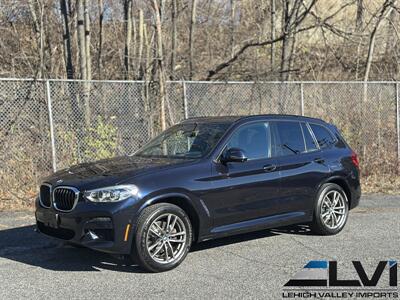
[135,122,230,159]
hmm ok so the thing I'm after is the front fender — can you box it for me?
[132,189,212,243]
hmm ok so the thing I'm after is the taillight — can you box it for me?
[351,152,359,169]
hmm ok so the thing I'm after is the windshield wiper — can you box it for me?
[282,144,300,154]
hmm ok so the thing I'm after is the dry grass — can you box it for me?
[362,174,400,194]
[0,198,35,212]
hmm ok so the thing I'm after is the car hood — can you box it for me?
[44,155,192,189]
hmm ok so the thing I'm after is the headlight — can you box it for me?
[84,185,139,203]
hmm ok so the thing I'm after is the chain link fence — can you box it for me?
[0,79,399,208]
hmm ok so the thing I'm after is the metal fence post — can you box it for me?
[46,80,57,172]
[300,82,304,116]
[183,81,188,119]
[396,82,400,164]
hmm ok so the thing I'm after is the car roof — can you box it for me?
[182,114,326,125]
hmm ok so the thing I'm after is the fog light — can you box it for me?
[83,217,114,241]
[85,217,113,229]
[87,230,99,240]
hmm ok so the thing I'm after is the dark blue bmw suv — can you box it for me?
[35,115,361,272]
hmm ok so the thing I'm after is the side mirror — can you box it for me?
[221,148,248,163]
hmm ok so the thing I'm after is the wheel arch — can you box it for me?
[321,176,352,208]
[138,193,202,243]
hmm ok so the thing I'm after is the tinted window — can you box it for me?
[309,123,336,149]
[274,121,305,156]
[301,123,318,152]
[225,122,270,160]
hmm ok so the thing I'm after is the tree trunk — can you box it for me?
[77,0,90,128]
[230,0,235,59]
[189,0,197,80]
[270,0,276,73]
[131,10,137,79]
[124,0,132,80]
[28,0,44,78]
[28,0,40,34]
[60,0,74,79]
[170,0,177,79]
[152,0,167,132]
[280,0,291,81]
[364,0,394,82]
[143,22,154,137]
[279,0,301,81]
[84,0,91,80]
[356,0,364,31]
[97,0,104,78]
[138,9,144,79]
[384,8,397,56]
[60,0,81,124]
[77,0,87,80]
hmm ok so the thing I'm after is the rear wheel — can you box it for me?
[131,203,192,272]
[311,183,349,235]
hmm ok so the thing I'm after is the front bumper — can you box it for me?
[35,198,137,255]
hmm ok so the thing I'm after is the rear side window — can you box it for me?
[301,123,318,152]
[274,121,305,156]
[309,123,336,149]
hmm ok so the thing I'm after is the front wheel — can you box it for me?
[131,203,192,272]
[311,183,349,235]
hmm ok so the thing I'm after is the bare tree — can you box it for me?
[143,20,154,136]
[189,0,197,80]
[76,0,87,80]
[356,0,364,31]
[206,0,318,80]
[364,0,394,82]
[97,0,104,78]
[28,0,45,78]
[84,0,91,80]
[124,0,133,79]
[138,9,144,79]
[270,0,276,73]
[230,0,236,59]
[280,0,302,81]
[60,0,74,78]
[170,0,177,79]
[152,0,167,132]
[130,8,137,78]
[3,0,400,82]
[384,8,398,56]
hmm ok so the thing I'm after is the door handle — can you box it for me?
[313,157,325,164]
[263,164,276,172]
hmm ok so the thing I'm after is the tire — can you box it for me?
[131,203,193,272]
[310,183,349,235]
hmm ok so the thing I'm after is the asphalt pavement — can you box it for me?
[0,194,399,299]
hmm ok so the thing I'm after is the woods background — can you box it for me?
[1,0,399,82]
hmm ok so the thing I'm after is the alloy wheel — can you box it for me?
[146,213,187,264]
[320,190,347,230]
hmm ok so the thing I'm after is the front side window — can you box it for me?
[274,121,305,156]
[309,123,336,149]
[135,122,230,159]
[225,122,271,160]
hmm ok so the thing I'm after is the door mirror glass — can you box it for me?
[222,148,248,163]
